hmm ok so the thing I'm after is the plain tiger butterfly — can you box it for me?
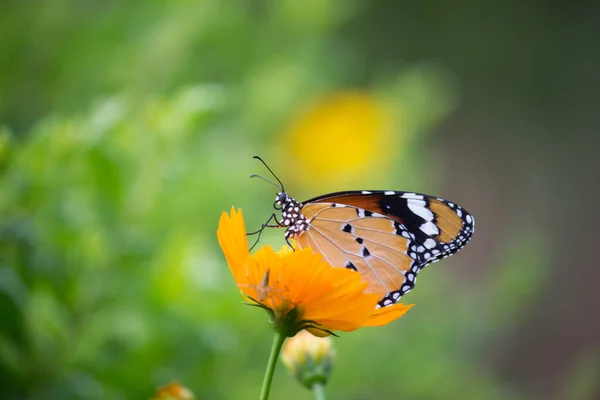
[249,157,475,308]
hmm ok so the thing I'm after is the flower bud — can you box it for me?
[281,330,335,390]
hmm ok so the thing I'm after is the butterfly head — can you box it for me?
[274,192,288,210]
[250,157,308,239]
[274,192,300,223]
[273,192,308,238]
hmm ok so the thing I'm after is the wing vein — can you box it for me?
[307,224,390,291]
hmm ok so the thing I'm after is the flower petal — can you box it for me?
[362,303,414,327]
[217,207,250,282]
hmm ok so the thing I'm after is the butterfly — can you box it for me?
[249,157,475,308]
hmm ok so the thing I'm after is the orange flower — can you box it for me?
[217,208,413,336]
[150,381,194,400]
[281,91,396,190]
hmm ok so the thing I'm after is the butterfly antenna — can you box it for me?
[253,156,285,192]
[249,174,282,190]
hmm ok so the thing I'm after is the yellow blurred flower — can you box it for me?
[217,208,413,337]
[282,91,396,189]
[282,330,335,389]
[150,381,194,400]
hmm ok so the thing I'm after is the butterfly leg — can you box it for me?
[285,236,294,250]
[247,213,281,251]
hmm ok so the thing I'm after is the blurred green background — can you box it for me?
[1,1,599,399]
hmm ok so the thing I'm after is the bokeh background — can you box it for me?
[1,1,599,399]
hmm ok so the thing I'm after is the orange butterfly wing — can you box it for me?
[294,191,474,307]
[302,191,474,268]
[295,203,421,307]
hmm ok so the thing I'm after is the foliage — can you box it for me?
[0,1,549,399]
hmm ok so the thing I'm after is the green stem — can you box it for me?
[259,330,286,400]
[312,382,326,400]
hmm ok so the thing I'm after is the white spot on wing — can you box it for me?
[384,191,395,195]
[466,214,473,224]
[424,238,436,249]
[420,221,440,235]
[361,190,372,194]
[408,199,426,207]
[407,201,434,221]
